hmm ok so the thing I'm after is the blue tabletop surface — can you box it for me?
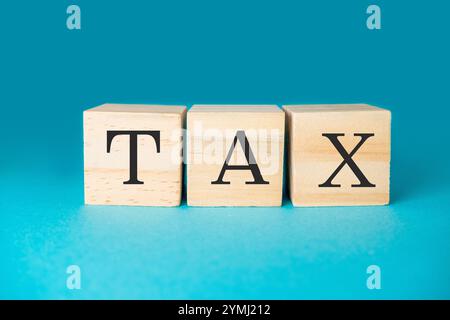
[1,0,449,299]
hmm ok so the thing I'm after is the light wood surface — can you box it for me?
[283,104,391,207]
[187,105,285,206]
[83,104,186,206]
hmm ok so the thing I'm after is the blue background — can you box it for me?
[1,0,449,299]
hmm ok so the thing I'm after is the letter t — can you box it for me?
[106,130,160,184]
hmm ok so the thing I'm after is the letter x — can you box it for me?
[319,133,376,188]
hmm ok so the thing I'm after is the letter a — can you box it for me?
[66,5,81,30]
[366,5,381,30]
[212,130,269,185]
[66,265,81,290]
[366,265,381,289]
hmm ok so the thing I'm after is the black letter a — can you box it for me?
[211,130,269,185]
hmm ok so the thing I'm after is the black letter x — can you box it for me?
[319,133,376,188]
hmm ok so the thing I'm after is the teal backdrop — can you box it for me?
[1,0,449,299]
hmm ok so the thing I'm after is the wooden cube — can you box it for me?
[187,105,285,206]
[83,104,186,206]
[283,104,391,207]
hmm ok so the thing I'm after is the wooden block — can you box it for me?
[83,104,186,206]
[187,105,285,206]
[283,104,391,206]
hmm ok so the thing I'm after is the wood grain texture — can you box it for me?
[83,104,186,206]
[187,105,285,206]
[283,104,391,207]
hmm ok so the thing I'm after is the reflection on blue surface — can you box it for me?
[2,167,450,299]
[1,0,450,299]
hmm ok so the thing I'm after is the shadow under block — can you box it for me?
[283,104,391,207]
[83,104,186,206]
[187,105,285,206]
